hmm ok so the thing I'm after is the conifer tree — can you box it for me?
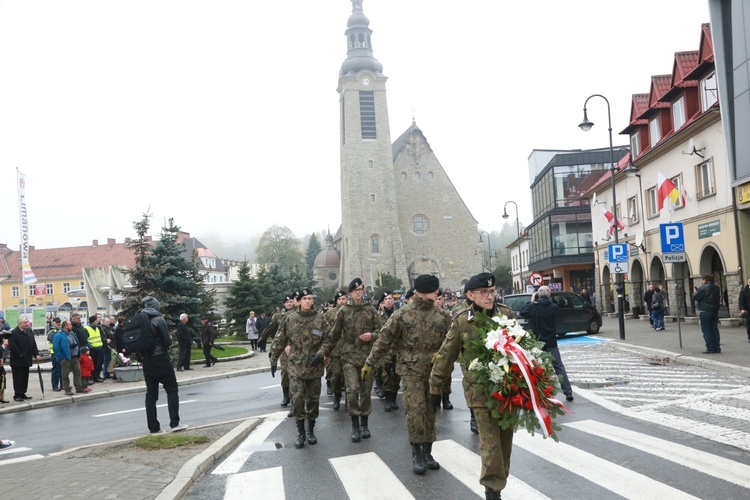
[304,232,322,272]
[225,260,262,334]
[118,211,160,317]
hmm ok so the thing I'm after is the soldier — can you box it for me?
[269,289,331,449]
[362,275,450,475]
[327,278,382,442]
[259,293,297,408]
[324,290,348,410]
[378,291,400,412]
[429,273,515,500]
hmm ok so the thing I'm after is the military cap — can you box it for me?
[404,288,415,299]
[377,291,392,305]
[291,290,301,299]
[348,278,364,292]
[465,272,496,291]
[283,294,294,302]
[334,290,347,301]
[414,274,440,294]
[52,317,62,323]
[298,289,313,299]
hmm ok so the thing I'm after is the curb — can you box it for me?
[156,417,262,500]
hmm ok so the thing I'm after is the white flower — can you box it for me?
[468,358,482,371]
[487,358,509,382]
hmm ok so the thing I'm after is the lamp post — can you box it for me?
[478,231,492,271]
[502,201,523,293]
[579,94,626,340]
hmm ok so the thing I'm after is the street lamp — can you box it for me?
[478,231,492,271]
[502,201,523,293]
[579,94,626,340]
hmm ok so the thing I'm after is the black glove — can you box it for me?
[271,363,277,378]
[384,361,396,378]
[309,354,323,368]
[430,394,442,410]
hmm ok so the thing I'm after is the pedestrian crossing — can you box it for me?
[202,412,750,499]
[0,444,44,466]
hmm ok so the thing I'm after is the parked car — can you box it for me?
[502,291,602,336]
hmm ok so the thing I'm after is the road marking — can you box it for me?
[224,466,284,500]
[676,399,750,422]
[92,399,196,417]
[0,454,44,466]
[0,446,30,456]
[565,420,750,489]
[213,411,286,475]
[258,384,280,390]
[432,439,549,499]
[513,430,701,499]
[329,452,413,500]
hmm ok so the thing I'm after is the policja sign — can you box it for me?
[660,223,687,263]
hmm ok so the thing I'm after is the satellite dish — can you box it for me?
[688,138,695,152]
[592,192,597,206]
[635,233,643,246]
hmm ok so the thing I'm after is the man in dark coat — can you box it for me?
[70,312,88,355]
[200,316,219,367]
[693,274,722,353]
[255,311,272,353]
[8,316,40,402]
[643,284,655,326]
[738,278,750,342]
[520,286,574,401]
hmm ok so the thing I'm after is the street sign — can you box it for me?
[660,222,687,263]
[660,223,685,252]
[528,272,543,287]
[607,243,628,263]
[612,262,629,274]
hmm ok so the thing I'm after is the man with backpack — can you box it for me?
[139,296,187,433]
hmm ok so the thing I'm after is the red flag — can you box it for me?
[600,205,625,235]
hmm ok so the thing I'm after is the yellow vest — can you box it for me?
[48,328,60,354]
[85,325,104,348]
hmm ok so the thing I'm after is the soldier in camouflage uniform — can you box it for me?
[433,289,454,410]
[378,291,400,412]
[362,275,450,475]
[327,278,382,442]
[429,273,515,500]
[260,293,297,408]
[324,290,347,411]
[269,289,331,449]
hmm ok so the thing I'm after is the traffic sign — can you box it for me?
[528,272,543,287]
[607,243,628,263]
[612,262,628,274]
[660,223,685,252]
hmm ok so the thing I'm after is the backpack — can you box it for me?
[651,295,661,310]
[121,312,156,355]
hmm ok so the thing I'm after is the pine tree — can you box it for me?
[119,211,160,317]
[304,232,322,272]
[225,261,262,334]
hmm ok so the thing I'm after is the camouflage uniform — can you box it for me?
[324,306,344,398]
[328,300,382,417]
[429,304,515,493]
[269,307,331,421]
[379,306,401,409]
[263,310,291,393]
[366,296,451,444]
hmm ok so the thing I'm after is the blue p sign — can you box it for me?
[660,223,685,253]
[608,243,628,262]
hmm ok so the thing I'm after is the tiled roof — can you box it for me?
[686,23,714,79]
[644,75,673,112]
[620,94,649,134]
[662,51,699,101]
[0,239,136,283]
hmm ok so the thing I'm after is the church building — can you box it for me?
[315,1,482,293]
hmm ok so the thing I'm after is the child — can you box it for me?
[79,347,94,390]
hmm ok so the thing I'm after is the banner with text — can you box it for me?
[17,170,37,285]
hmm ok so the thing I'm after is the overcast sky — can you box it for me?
[0,0,710,251]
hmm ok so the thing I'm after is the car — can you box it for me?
[501,291,602,336]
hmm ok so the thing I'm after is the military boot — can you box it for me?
[422,442,440,470]
[351,415,361,442]
[280,387,291,407]
[360,415,371,439]
[326,382,333,396]
[374,380,385,399]
[411,443,426,475]
[384,392,394,412]
[485,489,502,500]
[470,408,478,434]
[294,420,306,449]
[333,393,341,411]
[306,419,317,445]
[442,394,453,410]
[390,392,399,411]
[287,408,294,418]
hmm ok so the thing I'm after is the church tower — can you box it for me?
[338,0,409,287]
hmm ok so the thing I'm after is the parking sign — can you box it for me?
[607,244,628,263]
[660,222,687,262]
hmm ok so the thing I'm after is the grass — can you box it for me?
[189,345,247,359]
[133,434,210,450]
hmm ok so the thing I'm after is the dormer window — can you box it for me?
[700,72,718,112]
[649,116,661,147]
[631,133,641,157]
[672,96,686,131]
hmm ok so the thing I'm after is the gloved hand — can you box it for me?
[430,352,439,364]
[361,364,373,380]
[430,394,442,410]
[384,361,396,378]
[309,354,323,368]
[271,362,277,378]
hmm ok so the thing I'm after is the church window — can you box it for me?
[358,33,365,47]
[371,235,380,254]
[369,160,373,168]
[400,172,407,180]
[359,91,376,139]
[411,215,430,235]
[414,172,421,180]
[329,272,337,281]
[349,34,355,49]
[427,172,434,179]
[370,194,376,202]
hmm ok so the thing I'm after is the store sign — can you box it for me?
[738,182,750,203]
[698,220,720,239]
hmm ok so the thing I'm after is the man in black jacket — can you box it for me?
[8,316,39,402]
[739,278,750,342]
[141,296,187,433]
[520,286,574,402]
[643,283,655,326]
[694,274,722,353]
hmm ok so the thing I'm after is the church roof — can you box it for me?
[392,120,432,161]
[340,1,384,76]
[313,231,340,268]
